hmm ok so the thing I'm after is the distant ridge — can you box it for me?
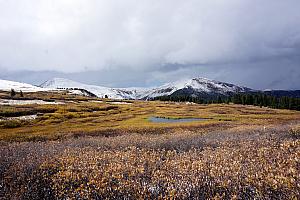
[263,90,300,99]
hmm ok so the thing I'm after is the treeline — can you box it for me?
[153,93,300,111]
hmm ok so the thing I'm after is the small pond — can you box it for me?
[148,117,208,123]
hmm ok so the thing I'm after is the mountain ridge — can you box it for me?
[1,77,299,100]
[39,77,255,99]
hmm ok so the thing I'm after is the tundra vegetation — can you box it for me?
[0,90,299,199]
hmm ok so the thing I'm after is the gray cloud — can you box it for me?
[0,0,300,89]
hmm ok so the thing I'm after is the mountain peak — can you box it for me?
[142,77,254,99]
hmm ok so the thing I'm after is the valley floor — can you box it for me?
[0,91,299,199]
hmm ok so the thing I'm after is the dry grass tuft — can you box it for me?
[290,125,300,139]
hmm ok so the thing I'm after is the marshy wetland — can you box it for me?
[0,91,300,199]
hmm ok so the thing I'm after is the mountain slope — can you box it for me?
[0,79,46,92]
[140,78,254,99]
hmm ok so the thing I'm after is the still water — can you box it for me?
[148,117,208,123]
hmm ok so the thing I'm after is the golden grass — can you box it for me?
[44,140,299,199]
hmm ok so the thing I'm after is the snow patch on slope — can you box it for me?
[0,79,47,92]
[0,99,64,105]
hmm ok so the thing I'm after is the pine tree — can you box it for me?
[241,95,246,105]
[217,96,222,104]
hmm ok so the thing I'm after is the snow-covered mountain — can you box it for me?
[40,78,146,99]
[39,77,254,99]
[3,77,299,100]
[142,78,253,99]
[0,79,47,92]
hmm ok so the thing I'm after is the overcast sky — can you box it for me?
[0,0,300,89]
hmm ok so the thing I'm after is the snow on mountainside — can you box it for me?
[39,77,254,99]
[141,78,254,99]
[0,79,47,92]
[40,78,144,99]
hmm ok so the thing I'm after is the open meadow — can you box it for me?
[0,91,300,199]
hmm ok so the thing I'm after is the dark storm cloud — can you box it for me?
[0,0,300,89]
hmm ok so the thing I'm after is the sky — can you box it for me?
[0,0,300,89]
